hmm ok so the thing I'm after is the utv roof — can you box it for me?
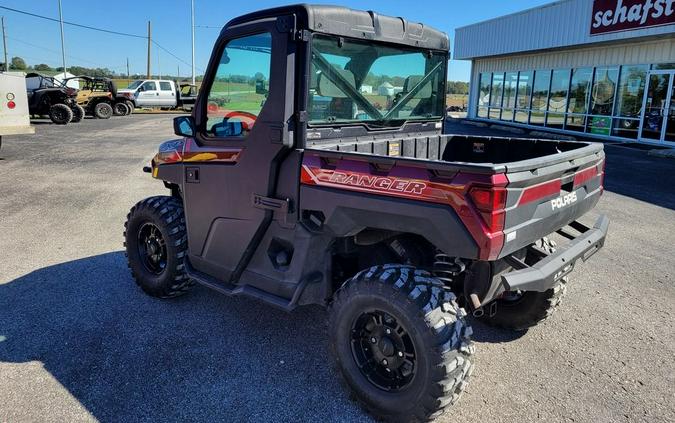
[225,4,449,52]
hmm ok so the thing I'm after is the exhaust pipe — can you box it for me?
[469,293,484,317]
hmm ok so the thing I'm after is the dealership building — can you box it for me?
[454,0,675,145]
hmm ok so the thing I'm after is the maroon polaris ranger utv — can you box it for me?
[124,5,608,421]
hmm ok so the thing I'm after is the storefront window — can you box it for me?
[566,67,593,132]
[530,70,550,126]
[501,72,518,121]
[590,67,619,115]
[489,72,504,119]
[588,67,619,137]
[513,71,532,123]
[612,64,648,139]
[547,69,570,129]
[477,73,491,118]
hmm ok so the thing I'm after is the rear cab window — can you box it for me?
[159,82,172,91]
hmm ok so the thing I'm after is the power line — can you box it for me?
[0,5,202,74]
[6,36,125,70]
[0,5,146,39]
[152,40,204,73]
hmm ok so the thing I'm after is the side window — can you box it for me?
[142,81,157,91]
[205,32,272,138]
[159,82,172,91]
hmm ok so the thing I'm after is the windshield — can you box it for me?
[308,34,446,127]
[127,80,143,90]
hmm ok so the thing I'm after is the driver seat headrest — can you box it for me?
[317,67,356,98]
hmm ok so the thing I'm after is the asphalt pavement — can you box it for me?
[0,115,673,423]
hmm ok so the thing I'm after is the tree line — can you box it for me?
[2,56,119,78]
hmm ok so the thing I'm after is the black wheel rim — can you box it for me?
[53,108,65,121]
[137,222,167,275]
[350,310,416,392]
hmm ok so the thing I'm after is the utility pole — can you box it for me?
[157,48,161,79]
[57,0,67,74]
[191,0,195,85]
[1,17,8,72]
[146,21,151,79]
[126,57,130,79]
[177,65,180,79]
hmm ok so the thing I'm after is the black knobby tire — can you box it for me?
[70,104,85,123]
[121,103,132,115]
[49,103,73,124]
[124,196,193,298]
[113,102,128,116]
[329,264,474,422]
[94,102,113,119]
[125,100,135,114]
[479,238,569,331]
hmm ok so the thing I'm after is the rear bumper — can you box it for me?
[501,215,609,292]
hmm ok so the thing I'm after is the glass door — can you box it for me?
[665,80,675,143]
[640,72,675,144]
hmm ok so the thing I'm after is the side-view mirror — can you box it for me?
[173,116,195,137]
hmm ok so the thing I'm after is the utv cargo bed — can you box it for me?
[303,134,605,260]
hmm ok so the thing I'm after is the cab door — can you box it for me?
[158,81,176,107]
[182,16,296,283]
[136,81,158,106]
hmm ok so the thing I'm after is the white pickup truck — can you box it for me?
[117,79,178,110]
[0,72,34,150]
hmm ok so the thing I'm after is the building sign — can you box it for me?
[591,0,675,35]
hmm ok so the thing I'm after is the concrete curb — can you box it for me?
[647,148,675,159]
[460,120,489,128]
[530,130,577,141]
[491,124,526,134]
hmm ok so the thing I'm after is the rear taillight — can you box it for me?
[469,185,507,233]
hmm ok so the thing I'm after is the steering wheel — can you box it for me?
[223,110,257,131]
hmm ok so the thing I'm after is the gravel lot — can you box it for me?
[0,115,673,423]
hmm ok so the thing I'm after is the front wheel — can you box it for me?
[329,265,474,422]
[49,103,73,124]
[124,196,193,298]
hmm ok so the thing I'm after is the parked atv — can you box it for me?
[25,73,81,124]
[64,76,129,119]
[124,5,609,422]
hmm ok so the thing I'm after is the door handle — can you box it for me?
[186,167,200,183]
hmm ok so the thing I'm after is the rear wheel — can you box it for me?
[329,264,474,422]
[113,102,130,116]
[124,196,193,298]
[70,104,85,123]
[94,102,113,119]
[125,100,135,114]
[49,103,73,124]
[479,238,569,331]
